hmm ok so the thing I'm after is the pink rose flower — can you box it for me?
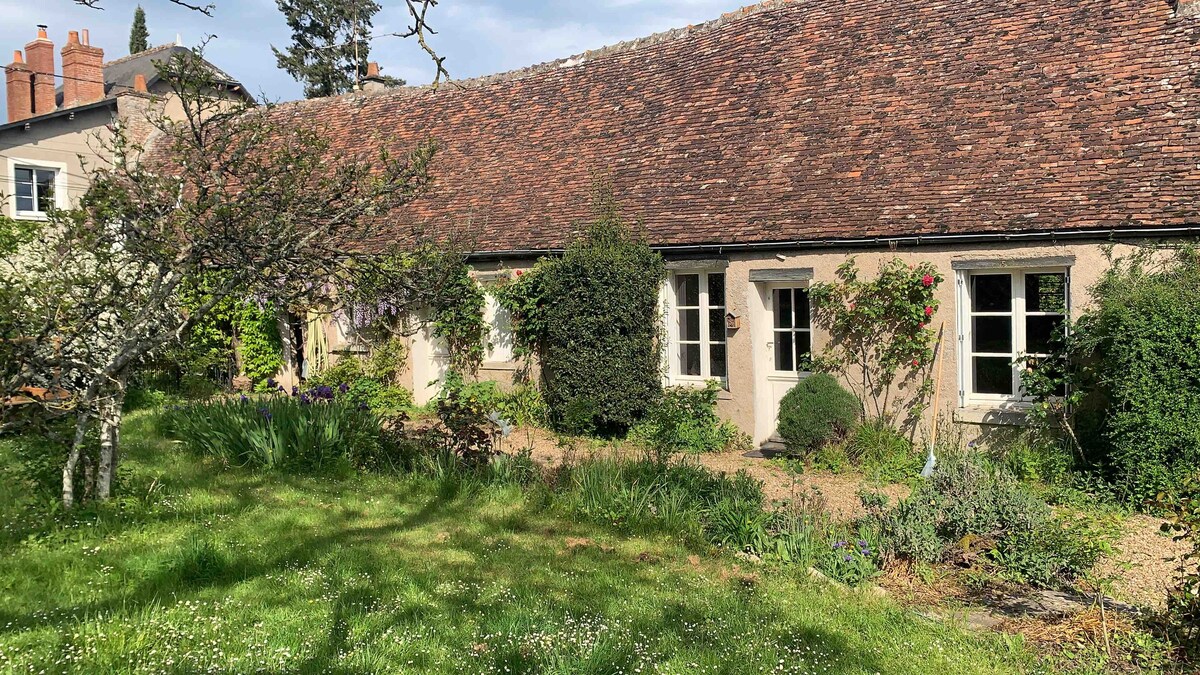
[924,306,934,317]
[922,274,934,287]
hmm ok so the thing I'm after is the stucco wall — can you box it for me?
[338,240,1128,442]
[0,106,114,218]
[714,240,1133,443]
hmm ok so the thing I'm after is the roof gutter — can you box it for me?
[465,225,1200,261]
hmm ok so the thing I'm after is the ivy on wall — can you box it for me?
[496,184,666,435]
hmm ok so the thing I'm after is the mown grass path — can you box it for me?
[0,414,1038,674]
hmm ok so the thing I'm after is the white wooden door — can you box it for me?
[411,324,450,406]
[752,282,814,445]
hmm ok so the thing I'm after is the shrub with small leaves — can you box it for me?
[777,373,860,457]
[631,380,749,461]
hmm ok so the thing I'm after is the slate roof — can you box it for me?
[253,0,1200,252]
[55,44,248,106]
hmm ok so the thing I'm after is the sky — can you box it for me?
[0,0,750,111]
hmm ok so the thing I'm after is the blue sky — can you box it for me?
[1,0,749,111]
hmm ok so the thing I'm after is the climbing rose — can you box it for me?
[924,306,934,317]
[515,270,524,277]
[922,274,934,287]
[912,359,920,367]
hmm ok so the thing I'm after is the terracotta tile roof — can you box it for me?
[264,0,1200,252]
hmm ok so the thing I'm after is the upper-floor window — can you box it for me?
[668,270,727,381]
[14,166,58,216]
[960,268,1068,405]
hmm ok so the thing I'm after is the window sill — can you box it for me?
[480,361,519,372]
[666,377,732,399]
[954,405,1030,427]
[13,212,49,221]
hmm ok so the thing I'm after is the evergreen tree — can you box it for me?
[273,0,402,98]
[129,6,149,54]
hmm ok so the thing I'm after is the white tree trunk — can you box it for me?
[97,383,126,501]
[62,409,91,509]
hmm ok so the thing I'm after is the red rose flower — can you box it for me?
[924,306,934,317]
[918,323,925,330]
[922,274,934,287]
[912,359,920,367]
[515,270,524,277]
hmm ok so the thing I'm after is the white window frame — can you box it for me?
[7,157,68,220]
[956,266,1070,408]
[769,285,814,374]
[665,269,728,385]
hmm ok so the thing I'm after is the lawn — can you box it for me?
[0,413,1038,674]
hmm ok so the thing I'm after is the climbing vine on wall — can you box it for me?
[430,262,487,375]
[808,257,943,431]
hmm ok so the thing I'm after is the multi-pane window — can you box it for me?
[14,167,57,215]
[772,287,812,372]
[671,271,727,380]
[964,270,1067,402]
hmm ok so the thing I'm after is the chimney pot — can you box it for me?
[82,29,90,46]
[11,50,23,64]
[37,25,48,40]
[133,73,148,92]
[68,30,80,45]
[366,61,380,77]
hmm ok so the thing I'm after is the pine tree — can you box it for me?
[129,6,149,55]
[273,0,403,99]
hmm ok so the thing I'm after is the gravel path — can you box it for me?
[1093,513,1190,610]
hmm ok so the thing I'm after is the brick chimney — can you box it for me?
[1179,0,1200,17]
[361,62,387,93]
[24,25,55,116]
[61,29,105,108]
[5,50,33,123]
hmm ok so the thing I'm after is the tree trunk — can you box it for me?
[97,384,126,501]
[62,409,91,509]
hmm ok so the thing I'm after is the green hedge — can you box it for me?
[777,373,860,456]
[1069,247,1200,501]
[500,188,666,435]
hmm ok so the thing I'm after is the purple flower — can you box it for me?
[858,540,869,548]
[843,554,853,562]
[267,378,277,389]
[833,541,847,550]
[291,386,299,397]
[299,393,311,405]
[358,402,370,411]
[258,407,272,421]
[239,394,249,402]
[338,383,350,394]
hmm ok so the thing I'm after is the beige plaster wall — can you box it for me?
[715,240,1133,442]
[352,240,1126,443]
[0,106,114,218]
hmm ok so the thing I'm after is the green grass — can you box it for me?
[0,413,1038,674]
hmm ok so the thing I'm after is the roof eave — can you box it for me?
[0,98,117,134]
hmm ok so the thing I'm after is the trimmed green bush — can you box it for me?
[777,374,860,456]
[497,186,666,435]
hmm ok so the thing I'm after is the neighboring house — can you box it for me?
[0,26,250,221]
[218,1,1200,444]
